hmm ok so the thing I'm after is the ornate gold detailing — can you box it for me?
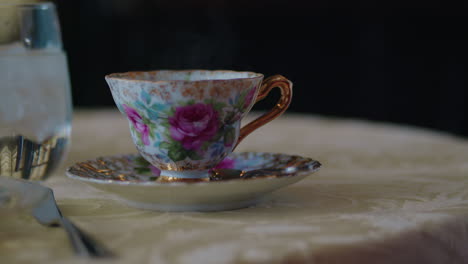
[236,75,293,148]
[0,135,68,180]
[67,153,321,184]
[157,176,210,183]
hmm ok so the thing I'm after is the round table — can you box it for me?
[2,109,468,264]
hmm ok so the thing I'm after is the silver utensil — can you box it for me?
[32,187,113,258]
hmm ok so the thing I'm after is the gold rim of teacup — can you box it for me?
[105,69,264,84]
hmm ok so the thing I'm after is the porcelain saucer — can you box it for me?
[66,152,321,212]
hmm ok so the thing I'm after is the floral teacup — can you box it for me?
[105,70,292,180]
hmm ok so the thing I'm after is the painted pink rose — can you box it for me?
[169,103,219,150]
[123,104,150,146]
[243,87,257,108]
[213,158,235,170]
[149,165,161,176]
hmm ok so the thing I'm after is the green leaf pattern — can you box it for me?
[122,85,254,165]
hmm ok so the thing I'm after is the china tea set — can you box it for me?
[66,70,322,211]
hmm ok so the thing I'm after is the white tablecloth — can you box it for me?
[2,109,468,264]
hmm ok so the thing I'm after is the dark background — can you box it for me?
[55,1,467,136]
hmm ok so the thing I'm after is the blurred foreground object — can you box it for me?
[0,2,72,180]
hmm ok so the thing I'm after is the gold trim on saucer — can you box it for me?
[66,152,321,184]
[157,176,210,183]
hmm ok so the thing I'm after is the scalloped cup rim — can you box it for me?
[105,69,264,84]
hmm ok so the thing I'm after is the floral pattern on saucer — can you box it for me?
[66,152,320,183]
[66,152,321,211]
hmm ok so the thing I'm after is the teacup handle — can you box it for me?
[235,75,293,148]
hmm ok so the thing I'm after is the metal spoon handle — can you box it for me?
[60,217,113,258]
